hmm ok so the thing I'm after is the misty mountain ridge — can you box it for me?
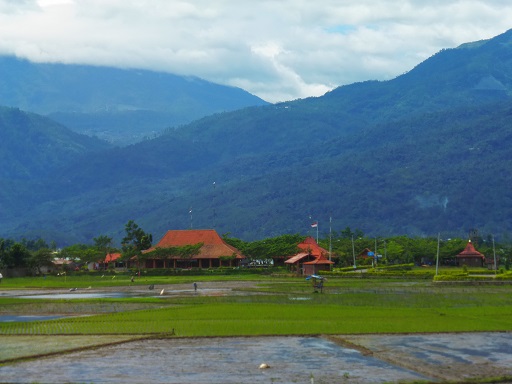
[2,29,512,245]
[0,56,268,145]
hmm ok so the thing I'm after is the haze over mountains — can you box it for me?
[0,56,268,145]
[1,29,512,245]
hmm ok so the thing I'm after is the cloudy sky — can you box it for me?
[0,0,510,103]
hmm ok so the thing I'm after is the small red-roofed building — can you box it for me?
[102,252,123,270]
[285,252,314,274]
[140,229,245,269]
[105,252,121,264]
[357,248,375,259]
[456,240,485,267]
[285,237,333,275]
[303,256,334,275]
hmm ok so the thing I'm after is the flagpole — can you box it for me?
[310,217,319,242]
[374,237,378,266]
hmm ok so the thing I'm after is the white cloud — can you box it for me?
[37,0,73,7]
[0,0,510,102]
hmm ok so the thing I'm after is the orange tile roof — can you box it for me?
[297,237,328,258]
[304,257,334,265]
[105,253,122,263]
[284,253,310,264]
[146,229,244,259]
[285,237,333,265]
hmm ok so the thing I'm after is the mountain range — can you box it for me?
[0,56,267,145]
[1,29,512,245]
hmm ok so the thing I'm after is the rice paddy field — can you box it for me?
[1,274,512,383]
[2,275,512,337]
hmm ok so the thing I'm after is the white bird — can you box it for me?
[160,289,165,295]
[259,363,270,369]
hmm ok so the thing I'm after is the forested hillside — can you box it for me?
[1,30,512,245]
[0,106,110,179]
[0,56,268,145]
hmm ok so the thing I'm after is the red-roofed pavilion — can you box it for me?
[141,229,245,269]
[456,240,485,267]
[285,237,332,275]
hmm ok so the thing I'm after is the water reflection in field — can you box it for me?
[0,315,68,322]
[19,292,128,299]
[0,336,430,383]
[15,288,232,300]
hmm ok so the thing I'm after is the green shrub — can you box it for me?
[494,273,512,281]
[384,263,414,271]
[323,265,432,279]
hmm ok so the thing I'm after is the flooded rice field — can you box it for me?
[341,332,512,382]
[0,336,428,383]
[1,282,512,382]
[14,288,233,300]
[0,281,249,301]
[1,333,511,383]
[0,315,68,322]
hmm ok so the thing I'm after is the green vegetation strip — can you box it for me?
[2,292,512,336]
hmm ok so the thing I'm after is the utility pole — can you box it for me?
[328,216,332,262]
[352,235,356,269]
[493,234,497,275]
[212,181,216,228]
[436,233,440,276]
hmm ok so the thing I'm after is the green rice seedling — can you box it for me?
[2,276,512,337]
[21,300,508,337]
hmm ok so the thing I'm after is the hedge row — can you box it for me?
[434,272,512,281]
[322,270,434,279]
